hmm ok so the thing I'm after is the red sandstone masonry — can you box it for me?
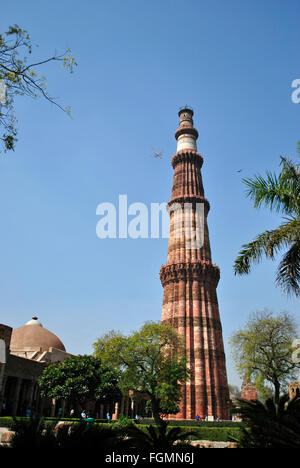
[160,109,231,420]
[241,379,258,401]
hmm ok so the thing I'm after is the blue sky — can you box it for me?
[0,0,299,387]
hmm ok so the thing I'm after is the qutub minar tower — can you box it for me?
[160,107,231,420]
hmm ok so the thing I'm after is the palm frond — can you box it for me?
[237,145,300,296]
[276,241,300,296]
[243,153,300,216]
[123,421,197,451]
[279,157,300,214]
[234,231,273,275]
[266,218,300,254]
[234,219,300,276]
[237,395,300,448]
[243,171,297,215]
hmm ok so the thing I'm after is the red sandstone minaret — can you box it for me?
[160,107,231,420]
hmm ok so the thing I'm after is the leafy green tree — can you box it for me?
[236,394,300,448]
[0,24,76,152]
[230,309,300,403]
[234,143,300,296]
[93,322,189,425]
[38,355,120,410]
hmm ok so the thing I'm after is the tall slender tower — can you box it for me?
[160,107,230,420]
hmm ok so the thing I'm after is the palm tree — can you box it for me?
[234,143,300,296]
[9,417,124,449]
[236,394,300,448]
[9,416,58,449]
[56,421,122,449]
[123,420,199,452]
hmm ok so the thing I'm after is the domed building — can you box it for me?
[10,317,67,363]
[0,318,71,417]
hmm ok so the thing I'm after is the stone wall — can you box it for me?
[0,325,12,397]
[5,354,45,380]
[0,324,12,349]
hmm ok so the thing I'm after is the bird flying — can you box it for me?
[151,148,163,159]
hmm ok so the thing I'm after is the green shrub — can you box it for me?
[132,425,241,442]
[0,417,242,443]
[185,427,242,442]
[0,417,12,428]
[121,420,200,452]
[97,423,242,442]
[113,414,133,434]
[141,418,243,428]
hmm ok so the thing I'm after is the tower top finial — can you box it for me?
[178,105,194,117]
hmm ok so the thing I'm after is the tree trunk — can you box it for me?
[274,380,281,404]
[151,398,164,426]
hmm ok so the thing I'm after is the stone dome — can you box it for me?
[10,317,66,352]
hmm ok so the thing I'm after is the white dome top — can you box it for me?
[25,316,43,327]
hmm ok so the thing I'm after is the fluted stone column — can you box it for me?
[160,108,230,420]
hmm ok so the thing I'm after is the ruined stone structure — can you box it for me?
[160,108,230,420]
[289,382,300,400]
[241,377,258,401]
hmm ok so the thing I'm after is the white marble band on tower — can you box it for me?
[175,107,198,152]
[177,134,197,152]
